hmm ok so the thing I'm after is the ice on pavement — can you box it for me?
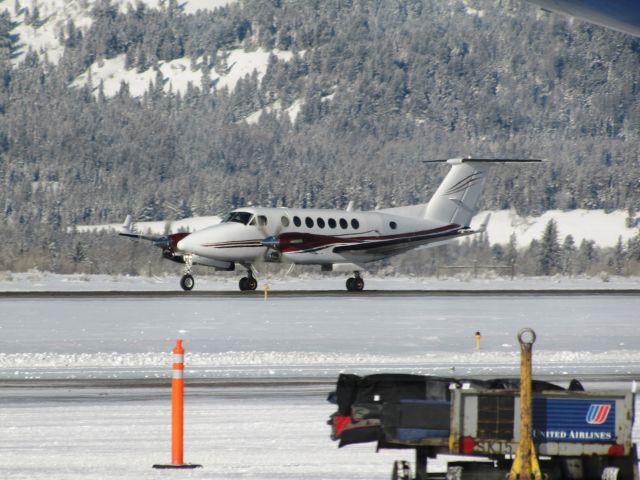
[1,274,639,479]
[1,292,640,379]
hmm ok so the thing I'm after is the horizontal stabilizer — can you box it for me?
[424,158,545,164]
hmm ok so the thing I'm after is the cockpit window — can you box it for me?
[221,211,253,225]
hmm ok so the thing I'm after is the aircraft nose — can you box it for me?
[176,233,199,254]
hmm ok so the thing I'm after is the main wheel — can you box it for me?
[246,277,258,291]
[180,274,195,291]
[239,277,249,291]
[353,277,364,291]
[346,277,355,291]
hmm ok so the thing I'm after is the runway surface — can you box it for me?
[1,288,640,298]
[2,289,639,479]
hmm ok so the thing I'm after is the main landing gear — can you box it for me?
[239,271,258,291]
[180,273,195,291]
[180,254,195,291]
[346,272,365,292]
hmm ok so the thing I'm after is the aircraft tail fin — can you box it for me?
[424,158,543,227]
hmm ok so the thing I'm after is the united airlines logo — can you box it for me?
[586,404,612,425]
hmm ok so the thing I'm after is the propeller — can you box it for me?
[256,214,287,262]
[253,213,298,273]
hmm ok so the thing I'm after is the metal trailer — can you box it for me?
[384,386,638,480]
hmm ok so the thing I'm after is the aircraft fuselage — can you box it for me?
[176,206,464,267]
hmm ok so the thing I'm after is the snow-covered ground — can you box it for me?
[1,277,639,380]
[0,385,441,480]
[470,208,637,247]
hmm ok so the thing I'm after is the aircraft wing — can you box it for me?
[71,215,222,238]
[525,0,640,37]
[118,215,162,241]
[333,227,477,262]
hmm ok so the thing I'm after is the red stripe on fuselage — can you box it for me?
[279,224,460,253]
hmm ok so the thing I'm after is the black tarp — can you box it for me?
[329,373,569,448]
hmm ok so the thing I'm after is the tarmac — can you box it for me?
[1,289,640,298]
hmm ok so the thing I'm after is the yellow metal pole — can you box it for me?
[508,328,542,480]
[263,284,269,301]
[474,331,481,350]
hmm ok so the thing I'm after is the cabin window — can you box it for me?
[339,218,348,229]
[328,218,337,229]
[351,219,360,229]
[305,217,314,228]
[222,211,252,225]
[390,221,397,230]
[317,218,325,229]
[281,216,290,227]
[257,215,268,227]
[293,216,301,227]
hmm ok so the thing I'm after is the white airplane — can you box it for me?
[120,158,542,291]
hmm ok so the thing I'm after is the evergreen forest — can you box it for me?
[1,0,639,276]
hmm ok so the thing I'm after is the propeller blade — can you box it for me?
[284,262,295,275]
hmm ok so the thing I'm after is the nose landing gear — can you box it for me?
[180,255,195,291]
[346,271,365,292]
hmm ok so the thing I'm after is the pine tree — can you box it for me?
[539,219,561,275]
[561,234,576,276]
[609,236,625,275]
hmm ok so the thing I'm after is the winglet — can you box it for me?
[120,215,135,235]
[118,215,158,240]
[478,213,491,233]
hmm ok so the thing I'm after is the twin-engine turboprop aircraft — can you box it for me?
[120,158,542,291]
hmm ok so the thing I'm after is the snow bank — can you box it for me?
[471,209,637,247]
[3,349,640,380]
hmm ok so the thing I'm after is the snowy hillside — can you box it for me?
[70,48,294,98]
[7,0,236,64]
[8,0,301,116]
[470,209,638,248]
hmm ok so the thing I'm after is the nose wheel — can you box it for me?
[180,255,195,291]
[346,272,364,292]
[239,273,258,291]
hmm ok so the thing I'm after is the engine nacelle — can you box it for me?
[191,255,235,271]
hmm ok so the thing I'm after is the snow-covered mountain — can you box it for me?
[8,0,235,64]
[3,0,639,276]
[70,48,294,98]
[6,0,307,119]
